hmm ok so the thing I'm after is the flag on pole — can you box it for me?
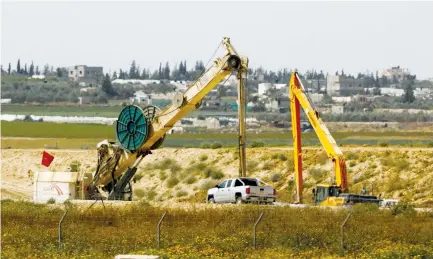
[41,151,54,167]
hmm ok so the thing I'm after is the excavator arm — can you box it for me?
[289,72,348,203]
[88,37,248,200]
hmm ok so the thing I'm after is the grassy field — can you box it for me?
[1,104,242,118]
[2,121,433,149]
[1,200,432,259]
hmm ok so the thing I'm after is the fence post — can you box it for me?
[58,210,68,251]
[253,212,264,248]
[157,212,167,249]
[341,212,352,254]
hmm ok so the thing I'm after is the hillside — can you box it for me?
[1,147,432,207]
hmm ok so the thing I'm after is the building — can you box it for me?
[332,105,345,114]
[327,75,364,96]
[258,83,273,96]
[129,90,152,105]
[112,79,160,85]
[68,65,103,86]
[381,66,409,82]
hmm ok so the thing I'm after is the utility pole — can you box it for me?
[237,62,247,177]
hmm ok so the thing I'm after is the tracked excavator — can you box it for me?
[33,37,249,202]
[289,72,381,206]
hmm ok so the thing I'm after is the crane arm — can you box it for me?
[289,72,348,203]
[91,38,248,195]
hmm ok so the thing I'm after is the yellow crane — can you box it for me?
[289,72,380,206]
[86,37,248,200]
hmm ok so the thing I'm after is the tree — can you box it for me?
[129,60,137,79]
[159,63,163,79]
[24,64,28,75]
[43,64,49,75]
[17,59,21,74]
[56,67,63,77]
[29,61,35,76]
[8,63,11,74]
[164,62,170,79]
[112,71,118,80]
[35,66,40,75]
[102,73,115,96]
[402,75,416,103]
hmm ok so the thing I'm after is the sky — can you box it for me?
[2,1,433,79]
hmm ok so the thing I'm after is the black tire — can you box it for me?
[208,197,215,204]
[235,196,243,205]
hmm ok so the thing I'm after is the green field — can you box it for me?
[1,201,432,259]
[2,121,433,149]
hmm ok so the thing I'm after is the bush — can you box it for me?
[348,161,357,167]
[200,179,218,190]
[210,169,225,180]
[210,142,223,149]
[278,153,288,161]
[159,172,168,181]
[134,189,145,199]
[262,162,273,170]
[270,173,281,182]
[199,154,208,161]
[146,190,157,201]
[378,141,389,147]
[199,142,211,149]
[391,201,415,216]
[345,152,359,160]
[46,198,55,204]
[309,167,326,181]
[185,176,197,184]
[246,160,258,172]
[251,141,264,148]
[176,190,188,197]
[166,177,179,188]
[134,173,144,181]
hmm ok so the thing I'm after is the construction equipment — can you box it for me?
[33,37,249,202]
[289,72,380,206]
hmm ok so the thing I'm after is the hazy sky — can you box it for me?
[2,1,433,79]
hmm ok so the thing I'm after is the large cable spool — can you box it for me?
[142,105,166,150]
[115,105,149,153]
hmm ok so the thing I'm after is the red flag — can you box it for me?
[41,151,54,167]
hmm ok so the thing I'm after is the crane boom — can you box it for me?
[89,37,248,199]
[289,72,348,203]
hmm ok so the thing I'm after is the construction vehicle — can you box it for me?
[33,37,249,202]
[289,72,381,206]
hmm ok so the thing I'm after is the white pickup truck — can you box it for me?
[207,177,276,204]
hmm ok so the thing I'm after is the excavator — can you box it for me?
[33,37,248,202]
[288,72,381,206]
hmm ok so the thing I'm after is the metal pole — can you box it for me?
[237,65,247,177]
[253,212,264,248]
[341,212,352,254]
[58,210,68,251]
[157,212,167,249]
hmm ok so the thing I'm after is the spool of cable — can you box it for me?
[115,105,148,153]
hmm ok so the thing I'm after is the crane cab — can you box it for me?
[312,185,345,206]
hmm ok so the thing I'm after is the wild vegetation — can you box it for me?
[1,200,432,259]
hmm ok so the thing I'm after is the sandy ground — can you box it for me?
[1,147,433,206]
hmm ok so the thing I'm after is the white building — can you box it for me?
[379,88,405,97]
[332,105,345,114]
[129,90,152,105]
[258,83,273,96]
[112,79,160,85]
[381,66,410,81]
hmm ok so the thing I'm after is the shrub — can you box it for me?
[211,142,223,149]
[270,173,281,182]
[271,153,279,159]
[199,154,208,161]
[246,160,258,172]
[176,190,188,197]
[391,201,415,216]
[378,141,389,147]
[159,172,168,181]
[46,198,55,204]
[262,162,273,170]
[278,153,288,161]
[146,190,157,201]
[166,177,180,188]
[134,189,145,199]
[210,169,225,180]
[309,167,326,181]
[349,161,357,167]
[251,141,264,148]
[134,173,144,181]
[200,179,218,190]
[199,142,211,149]
[185,176,197,184]
[315,152,328,165]
[345,152,359,160]
[395,159,410,170]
